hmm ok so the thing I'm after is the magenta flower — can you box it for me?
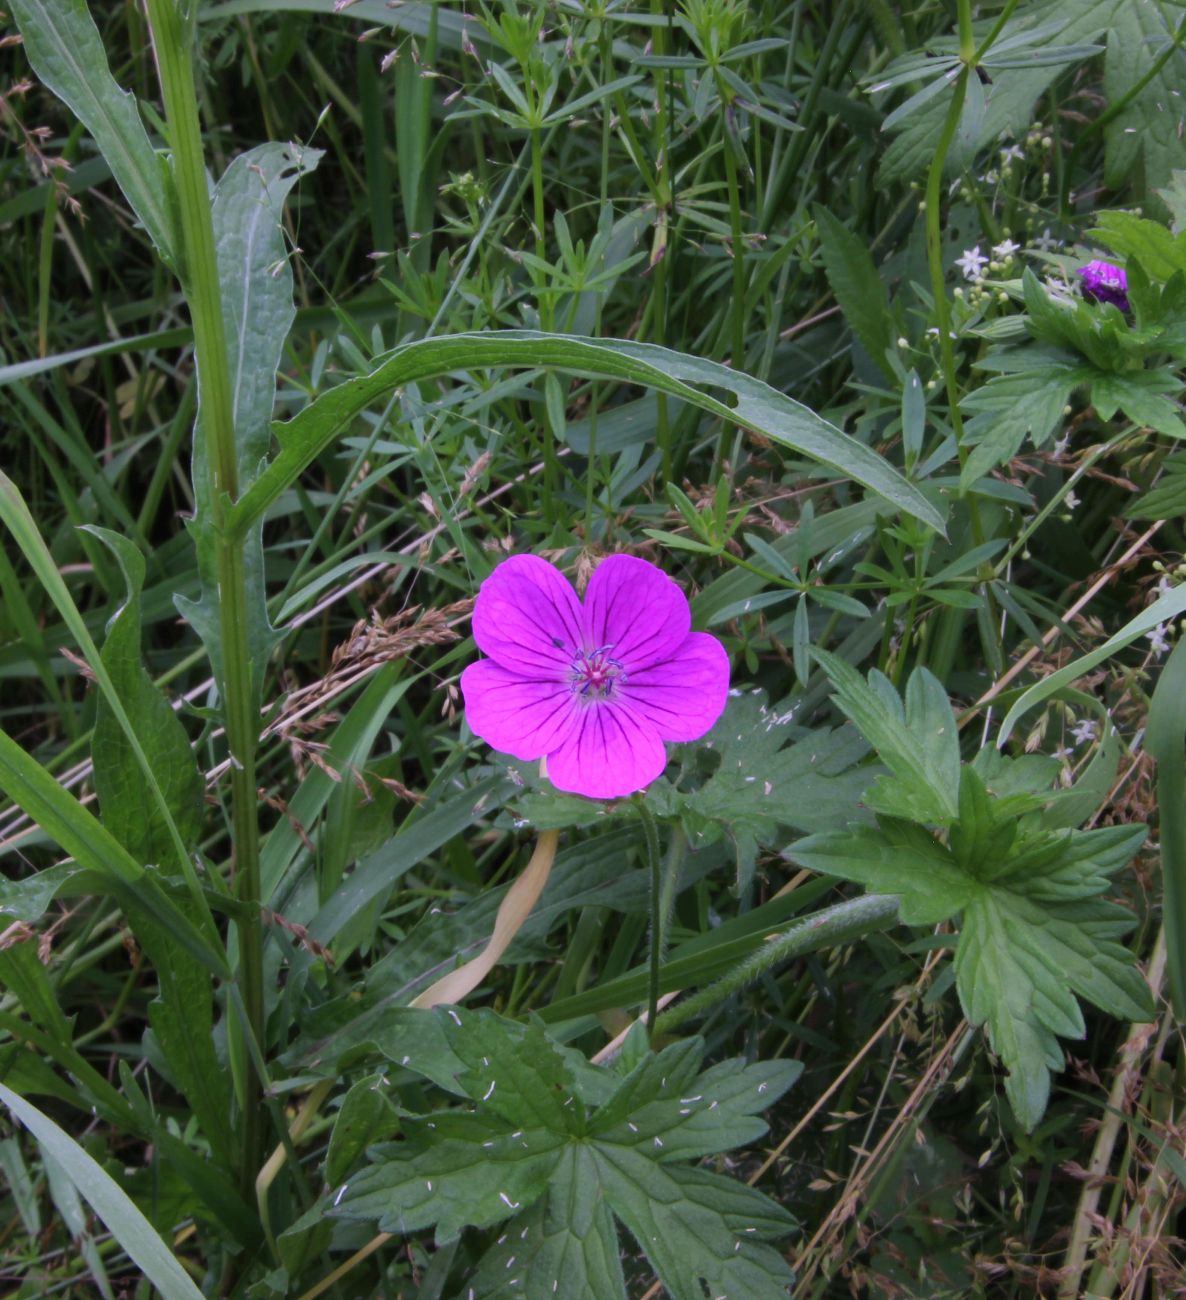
[460,553,730,800]
[1077,258,1128,310]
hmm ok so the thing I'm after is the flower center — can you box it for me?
[568,644,626,701]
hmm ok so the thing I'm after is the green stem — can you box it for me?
[144,0,266,1197]
[635,796,663,1041]
[653,894,900,1037]
[530,122,557,517]
[656,824,687,956]
[649,0,672,482]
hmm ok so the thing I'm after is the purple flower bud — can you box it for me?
[1077,258,1129,310]
[461,554,730,800]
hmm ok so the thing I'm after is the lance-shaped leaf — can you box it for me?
[226,331,946,538]
[176,142,321,715]
[84,528,203,865]
[8,0,177,264]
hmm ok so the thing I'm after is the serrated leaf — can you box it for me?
[329,1111,563,1243]
[788,821,974,924]
[1091,370,1186,437]
[465,1147,626,1299]
[657,691,872,890]
[813,653,960,822]
[955,887,1153,1129]
[813,205,895,378]
[959,365,1080,486]
[789,664,1152,1130]
[84,528,203,865]
[1092,211,1186,282]
[597,1154,795,1300]
[1104,3,1186,209]
[332,1009,798,1293]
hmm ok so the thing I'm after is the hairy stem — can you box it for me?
[654,894,900,1037]
[635,796,664,1041]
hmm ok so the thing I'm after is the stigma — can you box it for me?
[568,644,626,700]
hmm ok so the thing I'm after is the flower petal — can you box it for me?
[461,659,580,762]
[546,701,667,800]
[581,554,690,673]
[471,554,584,676]
[624,631,730,742]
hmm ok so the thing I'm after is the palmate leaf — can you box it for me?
[331,1008,799,1299]
[648,689,873,892]
[789,666,1153,1129]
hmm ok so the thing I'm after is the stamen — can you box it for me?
[569,644,626,701]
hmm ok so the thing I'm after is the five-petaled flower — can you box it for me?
[461,554,730,800]
[1078,258,1128,311]
[955,246,988,280]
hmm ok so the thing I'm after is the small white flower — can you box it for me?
[1069,718,1098,746]
[955,246,989,280]
[1034,227,1062,252]
[1155,573,1176,599]
[1053,433,1071,458]
[992,238,1020,259]
[1044,274,1076,307]
[1147,623,1172,657]
[1052,745,1074,763]
[1000,144,1025,164]
[1064,489,1080,510]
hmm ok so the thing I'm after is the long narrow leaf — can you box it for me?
[0,727,229,978]
[1146,637,1186,1018]
[999,582,1186,741]
[0,1084,206,1300]
[0,474,219,946]
[7,0,177,264]
[227,331,946,537]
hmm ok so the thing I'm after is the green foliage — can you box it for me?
[791,663,1154,1130]
[6,0,178,265]
[813,204,895,377]
[653,689,873,891]
[0,1084,205,1300]
[0,0,1176,1292]
[177,142,320,719]
[85,527,203,865]
[333,1009,800,1298]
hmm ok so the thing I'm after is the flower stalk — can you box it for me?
[635,795,664,1040]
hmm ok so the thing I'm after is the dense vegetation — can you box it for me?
[0,1,1183,1296]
